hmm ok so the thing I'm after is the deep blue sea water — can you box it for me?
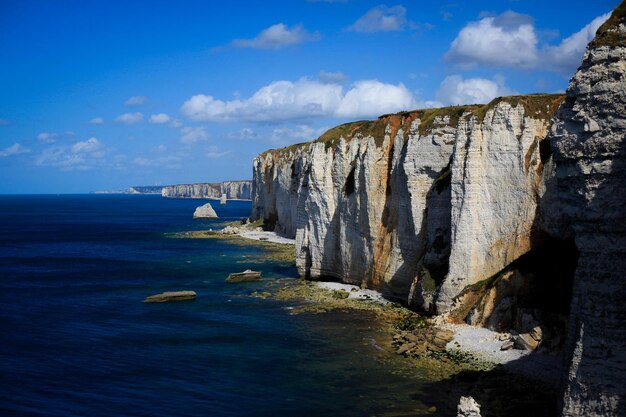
[0,195,435,417]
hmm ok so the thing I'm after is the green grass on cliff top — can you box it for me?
[591,0,626,48]
[261,93,565,157]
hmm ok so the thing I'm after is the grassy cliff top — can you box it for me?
[590,0,626,48]
[260,93,565,157]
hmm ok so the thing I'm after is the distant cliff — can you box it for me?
[162,180,252,200]
[127,186,164,194]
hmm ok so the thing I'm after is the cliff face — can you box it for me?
[252,95,564,310]
[162,181,252,200]
[540,5,626,415]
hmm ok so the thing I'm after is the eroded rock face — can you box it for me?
[540,6,626,416]
[192,203,218,219]
[162,181,252,200]
[252,96,563,309]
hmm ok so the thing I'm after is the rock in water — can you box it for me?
[226,269,262,283]
[220,194,227,205]
[457,396,482,417]
[144,291,197,303]
[192,203,218,219]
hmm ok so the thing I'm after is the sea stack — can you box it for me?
[220,194,227,205]
[192,203,218,219]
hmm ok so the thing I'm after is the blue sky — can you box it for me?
[0,0,617,193]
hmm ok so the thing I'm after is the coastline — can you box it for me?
[181,222,564,387]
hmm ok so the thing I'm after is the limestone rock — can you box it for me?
[457,396,482,417]
[162,180,252,199]
[251,96,562,308]
[529,326,543,342]
[500,340,514,351]
[226,269,262,283]
[514,333,539,351]
[144,291,197,303]
[538,4,626,415]
[193,203,218,219]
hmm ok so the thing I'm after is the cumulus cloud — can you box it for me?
[89,117,104,125]
[269,125,328,146]
[0,143,30,157]
[37,132,58,143]
[227,127,258,140]
[115,112,143,124]
[36,138,106,170]
[180,126,209,144]
[206,145,230,159]
[436,75,515,106]
[125,96,147,106]
[71,137,102,154]
[132,153,184,169]
[543,13,610,74]
[346,5,407,33]
[318,70,348,83]
[231,23,320,49]
[149,113,172,124]
[181,78,416,123]
[445,11,538,68]
[446,11,610,74]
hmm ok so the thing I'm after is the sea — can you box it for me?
[0,194,439,417]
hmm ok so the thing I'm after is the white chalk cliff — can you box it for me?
[162,180,252,200]
[251,3,626,415]
[252,95,563,313]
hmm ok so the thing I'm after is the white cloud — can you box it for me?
[37,132,58,143]
[125,96,147,106]
[153,144,167,153]
[227,127,258,140]
[436,75,515,106]
[71,137,103,154]
[206,146,230,159]
[269,125,328,146]
[318,70,348,83]
[180,126,209,144]
[149,113,172,124]
[0,143,30,157]
[115,112,143,124]
[346,5,407,33]
[89,117,104,125]
[132,154,183,169]
[181,78,416,123]
[543,13,610,74]
[169,119,183,128]
[36,138,106,170]
[446,11,611,75]
[335,80,416,117]
[445,11,538,68]
[231,23,320,49]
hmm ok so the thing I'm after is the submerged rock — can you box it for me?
[143,291,197,303]
[226,269,262,283]
[192,203,218,219]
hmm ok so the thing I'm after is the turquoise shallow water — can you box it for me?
[0,194,438,417]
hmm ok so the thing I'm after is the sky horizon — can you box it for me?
[0,0,618,193]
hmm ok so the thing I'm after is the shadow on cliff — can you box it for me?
[535,89,626,414]
[408,355,561,417]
